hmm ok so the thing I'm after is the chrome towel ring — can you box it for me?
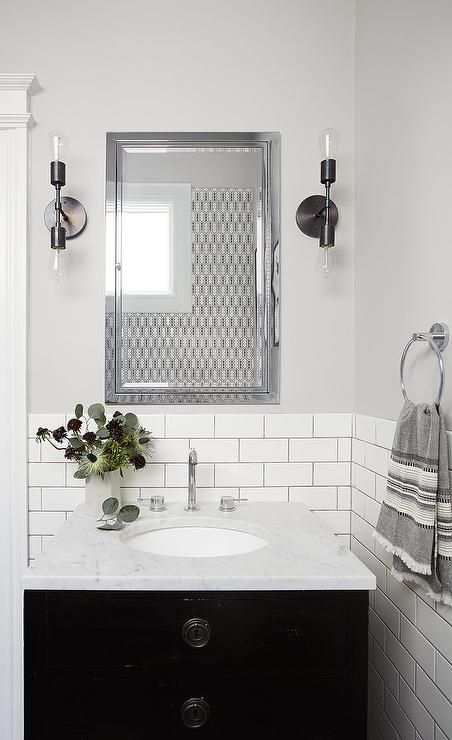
[400,322,449,406]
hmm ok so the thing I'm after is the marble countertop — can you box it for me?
[23,502,376,591]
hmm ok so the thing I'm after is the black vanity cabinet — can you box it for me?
[25,590,368,739]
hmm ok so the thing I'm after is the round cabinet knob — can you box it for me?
[182,617,211,648]
[181,698,210,728]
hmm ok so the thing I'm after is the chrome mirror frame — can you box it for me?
[105,132,280,405]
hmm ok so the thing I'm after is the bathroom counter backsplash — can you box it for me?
[27,412,353,561]
[23,501,375,591]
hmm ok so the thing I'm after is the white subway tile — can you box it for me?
[435,652,452,704]
[215,414,263,438]
[415,667,452,739]
[265,414,312,438]
[314,413,351,437]
[192,439,238,463]
[360,548,386,592]
[121,463,165,487]
[372,644,399,700]
[400,615,435,679]
[240,487,288,502]
[338,438,351,461]
[384,687,416,740]
[338,486,351,509]
[200,488,238,501]
[369,607,386,648]
[42,488,84,511]
[165,463,214,488]
[352,488,366,518]
[355,415,376,443]
[417,598,452,664]
[28,488,42,511]
[29,511,66,536]
[365,497,381,528]
[215,463,263,487]
[369,662,385,705]
[371,692,398,740]
[351,512,374,551]
[120,488,140,504]
[28,462,65,487]
[375,475,387,503]
[136,414,165,438]
[367,717,383,740]
[289,486,337,509]
[66,463,85,487]
[435,726,449,740]
[152,439,189,463]
[166,414,214,439]
[140,487,187,503]
[376,418,396,450]
[28,439,40,462]
[314,462,350,486]
[289,438,337,462]
[29,536,42,558]
[353,463,376,497]
[352,438,366,466]
[265,462,312,487]
[373,537,393,569]
[385,628,415,689]
[241,438,288,462]
[365,444,390,476]
[375,588,400,637]
[315,510,350,534]
[386,574,416,623]
[41,443,67,463]
[28,414,66,435]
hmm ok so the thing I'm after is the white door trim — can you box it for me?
[0,73,37,740]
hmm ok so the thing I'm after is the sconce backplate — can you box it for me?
[44,197,87,238]
[296,195,338,238]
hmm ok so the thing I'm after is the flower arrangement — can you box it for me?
[36,403,154,479]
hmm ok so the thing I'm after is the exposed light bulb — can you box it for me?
[319,128,339,160]
[317,246,335,278]
[49,248,69,281]
[49,131,68,162]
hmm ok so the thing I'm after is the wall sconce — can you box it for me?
[44,133,87,281]
[295,129,339,277]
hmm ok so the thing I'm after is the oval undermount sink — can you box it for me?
[122,525,268,558]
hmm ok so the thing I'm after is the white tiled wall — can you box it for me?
[27,412,352,558]
[352,414,452,740]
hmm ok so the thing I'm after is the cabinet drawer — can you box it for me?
[26,673,365,739]
[31,591,359,677]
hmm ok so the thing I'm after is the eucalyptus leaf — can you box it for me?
[69,436,85,449]
[73,468,89,479]
[117,505,140,523]
[124,412,139,429]
[97,427,110,439]
[96,414,107,427]
[75,403,83,419]
[102,497,119,515]
[88,403,105,419]
[97,521,124,531]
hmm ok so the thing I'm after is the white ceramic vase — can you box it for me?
[83,469,121,517]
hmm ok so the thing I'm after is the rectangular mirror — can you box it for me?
[105,132,280,404]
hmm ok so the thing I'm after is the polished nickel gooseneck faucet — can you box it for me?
[185,449,199,511]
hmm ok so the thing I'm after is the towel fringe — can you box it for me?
[373,530,432,575]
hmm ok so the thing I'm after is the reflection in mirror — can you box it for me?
[106,133,280,404]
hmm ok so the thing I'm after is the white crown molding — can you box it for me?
[0,74,39,92]
[0,113,34,128]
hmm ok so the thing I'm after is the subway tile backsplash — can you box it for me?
[27,412,352,550]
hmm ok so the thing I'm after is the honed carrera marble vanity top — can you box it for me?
[23,502,375,591]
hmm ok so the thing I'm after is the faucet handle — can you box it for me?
[149,495,166,512]
[219,496,248,512]
[189,448,198,465]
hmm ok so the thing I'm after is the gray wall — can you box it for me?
[0,0,355,413]
[355,0,452,427]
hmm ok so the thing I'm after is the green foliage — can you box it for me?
[35,402,154,481]
[97,498,140,531]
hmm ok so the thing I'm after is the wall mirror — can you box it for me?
[105,132,280,404]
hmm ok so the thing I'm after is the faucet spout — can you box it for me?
[186,448,199,511]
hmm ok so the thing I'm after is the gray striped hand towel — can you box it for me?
[374,400,452,605]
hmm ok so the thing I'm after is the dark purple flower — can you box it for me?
[52,426,67,443]
[106,418,124,442]
[83,431,96,445]
[36,427,49,439]
[131,454,146,470]
[67,418,82,433]
[64,446,77,460]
